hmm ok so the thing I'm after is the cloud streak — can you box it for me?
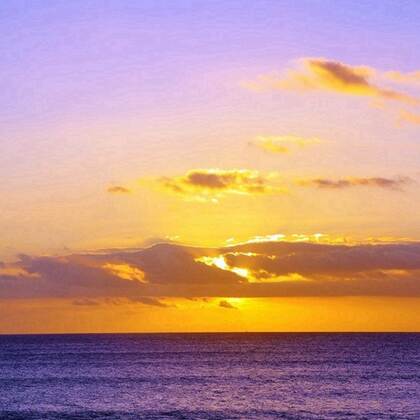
[107,186,131,194]
[130,297,171,308]
[251,135,322,154]
[298,176,411,190]
[384,70,420,85]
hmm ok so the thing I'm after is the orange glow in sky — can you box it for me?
[1,1,420,333]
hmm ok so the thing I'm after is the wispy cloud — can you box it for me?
[384,70,420,85]
[72,298,100,306]
[399,110,420,125]
[298,176,412,190]
[130,297,171,308]
[107,185,131,194]
[251,135,322,154]
[156,169,285,202]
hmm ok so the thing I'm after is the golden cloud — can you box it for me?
[0,264,39,278]
[195,253,308,284]
[102,263,146,282]
[244,58,417,104]
[157,169,286,201]
[196,255,250,279]
[252,135,322,154]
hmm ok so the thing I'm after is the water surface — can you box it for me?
[0,333,419,419]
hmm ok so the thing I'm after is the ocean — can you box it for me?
[0,333,418,419]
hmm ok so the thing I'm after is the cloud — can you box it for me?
[1,240,420,300]
[219,299,237,309]
[156,169,285,201]
[384,70,420,85]
[298,176,411,190]
[399,110,420,125]
[251,135,322,154]
[102,263,146,282]
[0,264,39,279]
[244,58,418,105]
[72,296,169,307]
[130,297,170,308]
[107,186,131,194]
[72,298,99,306]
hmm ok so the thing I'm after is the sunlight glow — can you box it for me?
[102,263,146,282]
[195,255,250,279]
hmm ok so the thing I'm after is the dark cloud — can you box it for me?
[72,298,99,306]
[311,59,371,86]
[157,169,285,201]
[130,297,170,308]
[1,241,420,300]
[307,59,401,98]
[299,176,411,190]
[219,300,237,309]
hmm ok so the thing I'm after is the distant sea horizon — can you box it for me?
[2,331,419,335]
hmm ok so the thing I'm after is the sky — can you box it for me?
[1,0,420,333]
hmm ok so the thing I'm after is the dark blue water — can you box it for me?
[0,333,419,419]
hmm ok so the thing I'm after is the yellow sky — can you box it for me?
[1,297,419,334]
